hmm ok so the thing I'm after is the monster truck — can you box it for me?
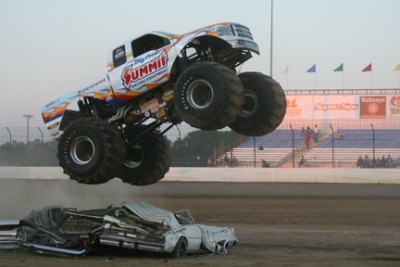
[41,22,286,186]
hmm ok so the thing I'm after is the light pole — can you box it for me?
[22,114,33,144]
[270,0,274,77]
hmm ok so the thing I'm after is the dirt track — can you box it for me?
[1,179,400,266]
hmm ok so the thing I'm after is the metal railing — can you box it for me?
[0,127,53,145]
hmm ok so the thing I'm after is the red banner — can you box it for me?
[360,96,386,118]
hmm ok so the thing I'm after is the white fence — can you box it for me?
[1,167,399,184]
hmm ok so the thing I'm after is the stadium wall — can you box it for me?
[0,167,399,184]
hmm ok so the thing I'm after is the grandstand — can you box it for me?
[220,88,400,168]
[224,121,400,168]
[304,129,400,167]
[231,129,304,167]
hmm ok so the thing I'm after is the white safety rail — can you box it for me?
[0,167,400,184]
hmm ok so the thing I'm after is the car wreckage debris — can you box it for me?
[0,201,238,258]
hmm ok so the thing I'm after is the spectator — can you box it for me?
[231,156,238,167]
[223,154,229,167]
[258,144,264,150]
[371,157,377,168]
[207,157,213,167]
[356,156,364,168]
[379,156,386,168]
[313,124,319,143]
[364,155,371,168]
[387,155,394,168]
[298,156,306,167]
[334,130,342,139]
[261,159,270,168]
[304,126,312,149]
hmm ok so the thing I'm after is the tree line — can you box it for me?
[0,130,241,167]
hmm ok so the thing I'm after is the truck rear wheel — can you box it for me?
[229,72,286,136]
[117,126,170,186]
[174,62,244,130]
[57,118,125,184]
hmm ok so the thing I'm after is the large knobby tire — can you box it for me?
[173,62,244,130]
[229,72,286,136]
[57,118,125,184]
[117,126,170,186]
[171,237,188,259]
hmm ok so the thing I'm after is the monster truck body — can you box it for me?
[41,22,286,185]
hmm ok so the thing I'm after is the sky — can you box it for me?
[0,0,399,128]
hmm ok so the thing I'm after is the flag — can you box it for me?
[307,64,316,73]
[362,63,372,72]
[334,63,344,72]
[394,63,400,71]
[283,65,289,74]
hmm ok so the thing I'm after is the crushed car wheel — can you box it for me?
[57,118,125,184]
[171,237,188,258]
[229,72,286,136]
[117,126,170,186]
[174,62,244,130]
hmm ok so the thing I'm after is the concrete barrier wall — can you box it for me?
[0,167,399,184]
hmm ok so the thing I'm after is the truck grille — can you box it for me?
[232,24,254,40]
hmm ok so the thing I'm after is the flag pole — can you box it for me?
[314,72,317,90]
[398,72,400,89]
[370,72,373,89]
[394,64,400,88]
[287,66,289,89]
[342,71,344,89]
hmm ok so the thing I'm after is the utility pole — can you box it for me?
[22,114,33,144]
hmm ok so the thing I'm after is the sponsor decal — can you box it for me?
[78,78,107,95]
[389,96,400,116]
[122,50,168,90]
[360,96,386,118]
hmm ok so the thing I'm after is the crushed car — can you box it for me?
[0,201,237,258]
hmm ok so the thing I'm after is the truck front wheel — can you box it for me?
[174,62,244,130]
[57,118,125,184]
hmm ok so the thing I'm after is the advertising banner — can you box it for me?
[360,96,386,118]
[285,95,359,119]
[388,95,400,118]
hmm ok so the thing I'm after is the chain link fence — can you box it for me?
[1,120,399,168]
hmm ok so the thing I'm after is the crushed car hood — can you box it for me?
[122,200,183,232]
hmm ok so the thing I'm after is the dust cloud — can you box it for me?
[0,174,168,219]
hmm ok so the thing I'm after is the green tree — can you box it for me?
[170,130,242,167]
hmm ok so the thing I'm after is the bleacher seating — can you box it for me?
[304,129,400,167]
[239,130,305,148]
[225,128,399,168]
[318,129,400,149]
[303,148,400,167]
[229,147,294,167]
[226,130,309,167]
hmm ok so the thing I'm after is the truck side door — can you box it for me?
[108,34,176,102]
